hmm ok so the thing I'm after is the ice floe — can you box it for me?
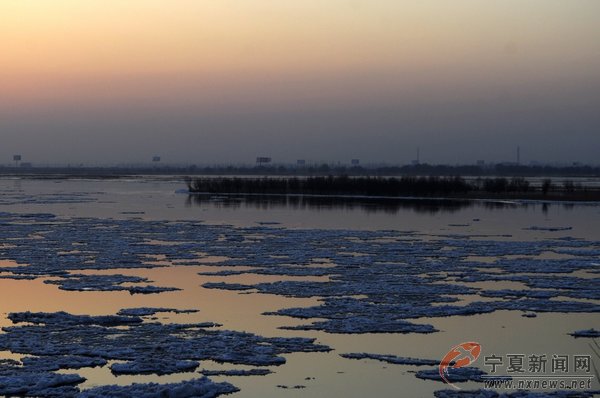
[117,308,198,316]
[200,368,272,376]
[569,328,600,338]
[415,367,491,383]
[78,377,238,398]
[524,226,574,232]
[340,353,438,366]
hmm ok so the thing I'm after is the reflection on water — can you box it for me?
[187,194,501,214]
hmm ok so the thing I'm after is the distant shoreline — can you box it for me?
[1,163,600,178]
[2,171,599,202]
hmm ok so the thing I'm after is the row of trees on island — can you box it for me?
[186,176,592,198]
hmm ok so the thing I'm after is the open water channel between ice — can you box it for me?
[0,176,598,397]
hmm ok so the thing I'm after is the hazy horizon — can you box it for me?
[2,1,599,165]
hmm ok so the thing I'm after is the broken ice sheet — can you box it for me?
[0,211,599,395]
[0,211,598,336]
[77,377,238,398]
[0,309,329,396]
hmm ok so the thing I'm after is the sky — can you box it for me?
[1,0,599,166]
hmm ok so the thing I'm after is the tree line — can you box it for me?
[186,176,589,197]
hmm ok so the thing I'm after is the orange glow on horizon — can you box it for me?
[2,0,599,108]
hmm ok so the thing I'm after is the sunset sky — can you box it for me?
[2,1,599,165]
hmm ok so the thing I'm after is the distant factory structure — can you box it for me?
[256,157,272,165]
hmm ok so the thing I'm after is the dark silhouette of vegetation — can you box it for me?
[480,177,530,193]
[482,178,509,193]
[542,179,553,196]
[563,180,575,193]
[186,176,472,197]
[186,175,600,201]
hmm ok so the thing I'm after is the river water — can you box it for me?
[0,176,598,397]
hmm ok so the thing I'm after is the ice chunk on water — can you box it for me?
[340,353,438,366]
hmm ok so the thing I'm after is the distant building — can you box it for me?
[477,160,485,166]
[297,159,306,166]
[256,157,272,165]
[152,156,161,162]
[351,159,360,166]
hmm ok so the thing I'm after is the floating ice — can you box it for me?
[0,309,329,395]
[111,359,200,376]
[78,377,238,398]
[2,212,594,335]
[569,328,600,338]
[0,372,85,397]
[415,367,490,383]
[8,311,143,327]
[0,355,87,397]
[0,210,599,395]
[20,355,107,371]
[44,274,180,295]
[524,226,573,232]
[200,368,272,376]
[117,308,198,316]
[521,313,537,318]
[340,353,438,366]
[202,282,254,291]
[281,315,438,334]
